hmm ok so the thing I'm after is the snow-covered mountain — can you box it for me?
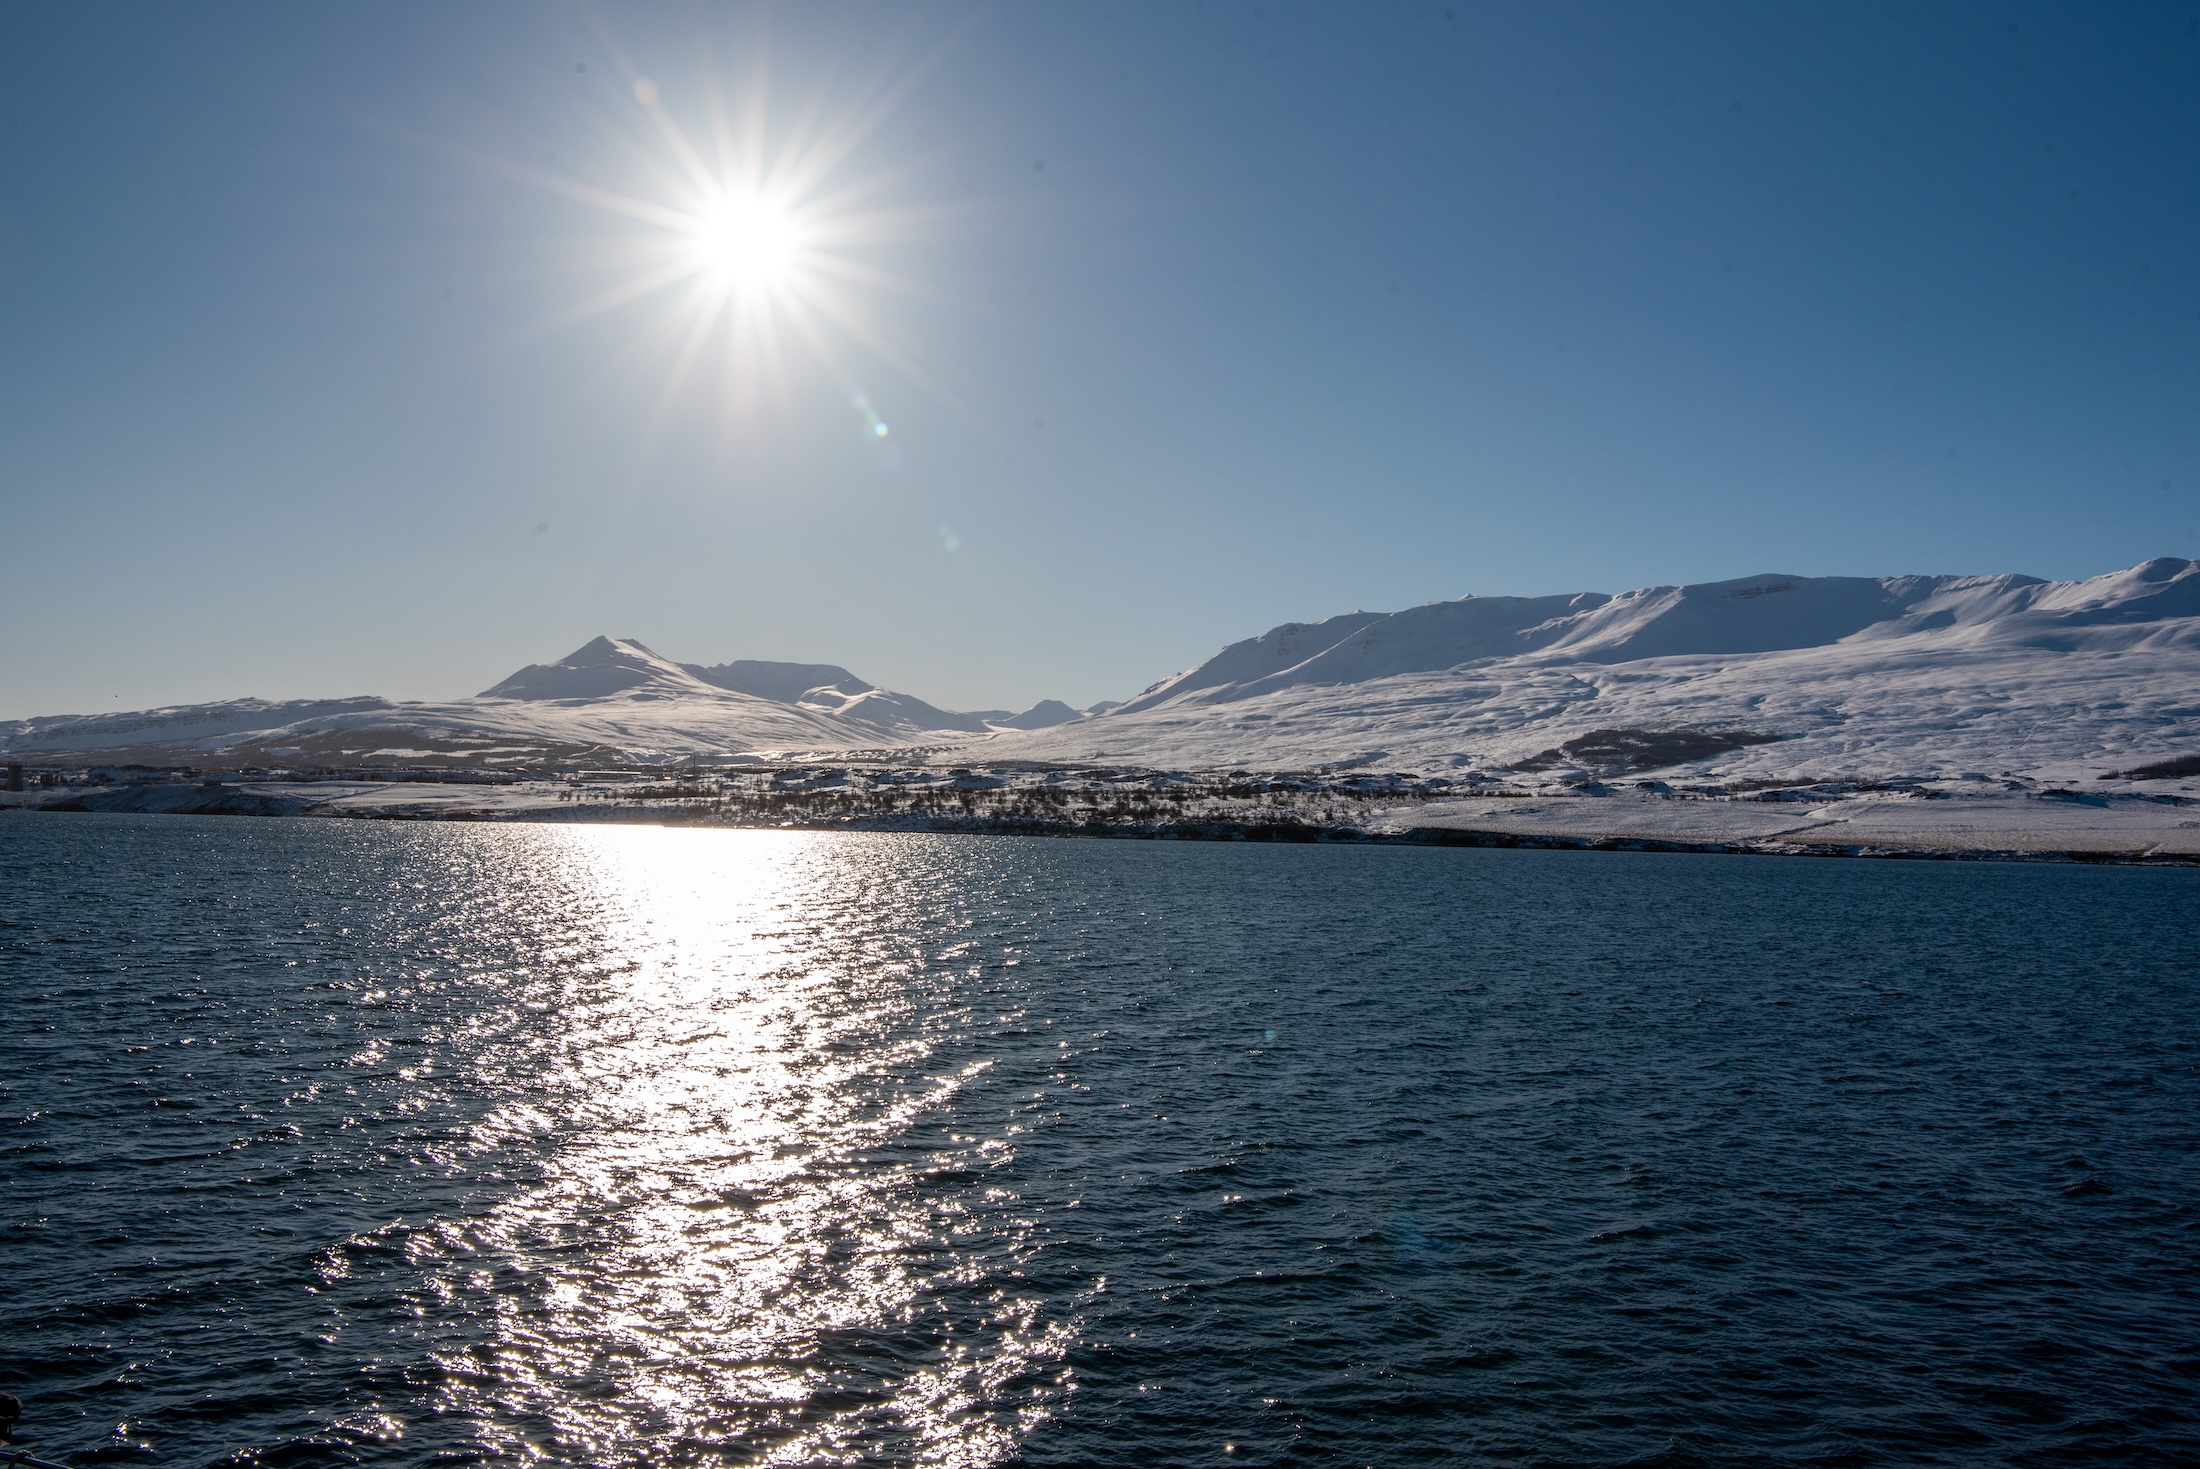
[984,558,2200,782]
[483,638,996,736]
[989,699,1085,731]
[0,637,1047,769]
[5,560,2196,782]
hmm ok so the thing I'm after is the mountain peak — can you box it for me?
[571,635,660,661]
[478,636,709,701]
[993,699,1083,730]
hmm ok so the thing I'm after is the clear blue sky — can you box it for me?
[3,1,2196,718]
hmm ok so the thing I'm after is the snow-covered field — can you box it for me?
[1389,788,2200,857]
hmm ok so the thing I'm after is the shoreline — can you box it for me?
[8,794,2196,867]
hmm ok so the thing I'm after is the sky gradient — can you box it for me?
[3,1,2196,718]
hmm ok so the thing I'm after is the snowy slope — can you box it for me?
[982,559,2200,782]
[680,658,993,734]
[6,561,2196,780]
[680,658,870,704]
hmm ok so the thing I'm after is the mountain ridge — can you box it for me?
[985,557,2200,782]
[0,636,1072,768]
[4,558,2196,784]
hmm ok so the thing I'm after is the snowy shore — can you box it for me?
[11,765,2196,865]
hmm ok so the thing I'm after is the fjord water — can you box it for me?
[4,815,2196,1467]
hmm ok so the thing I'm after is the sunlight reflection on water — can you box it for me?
[399,828,1067,1465]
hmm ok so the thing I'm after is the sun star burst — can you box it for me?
[517,47,946,431]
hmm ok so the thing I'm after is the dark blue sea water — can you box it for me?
[3,812,2197,1467]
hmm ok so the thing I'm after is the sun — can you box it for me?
[684,190,804,297]
[505,54,943,427]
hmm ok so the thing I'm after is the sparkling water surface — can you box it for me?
[3,812,2197,1466]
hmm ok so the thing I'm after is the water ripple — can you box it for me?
[3,813,2197,1465]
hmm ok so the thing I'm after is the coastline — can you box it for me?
[7,770,2197,866]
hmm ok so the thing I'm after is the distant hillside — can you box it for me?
[983,558,2200,783]
[5,560,2196,783]
[0,637,1052,769]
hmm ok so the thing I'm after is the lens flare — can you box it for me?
[851,388,891,440]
